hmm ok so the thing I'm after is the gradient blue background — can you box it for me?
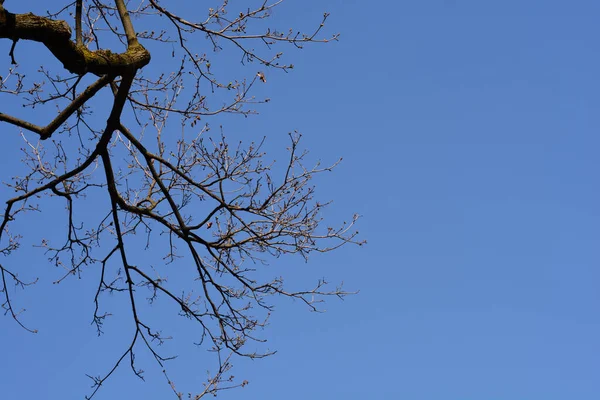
[1,1,599,398]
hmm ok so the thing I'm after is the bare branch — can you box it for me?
[0,1,361,398]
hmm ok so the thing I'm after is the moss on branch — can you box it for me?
[0,9,150,75]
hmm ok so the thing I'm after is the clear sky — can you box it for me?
[1,0,599,399]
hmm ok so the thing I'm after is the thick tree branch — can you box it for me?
[75,0,83,46]
[0,8,150,75]
[114,0,139,48]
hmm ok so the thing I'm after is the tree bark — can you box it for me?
[0,9,150,75]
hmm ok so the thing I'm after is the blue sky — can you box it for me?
[1,0,599,398]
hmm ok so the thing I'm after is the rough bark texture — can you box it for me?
[0,9,150,75]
